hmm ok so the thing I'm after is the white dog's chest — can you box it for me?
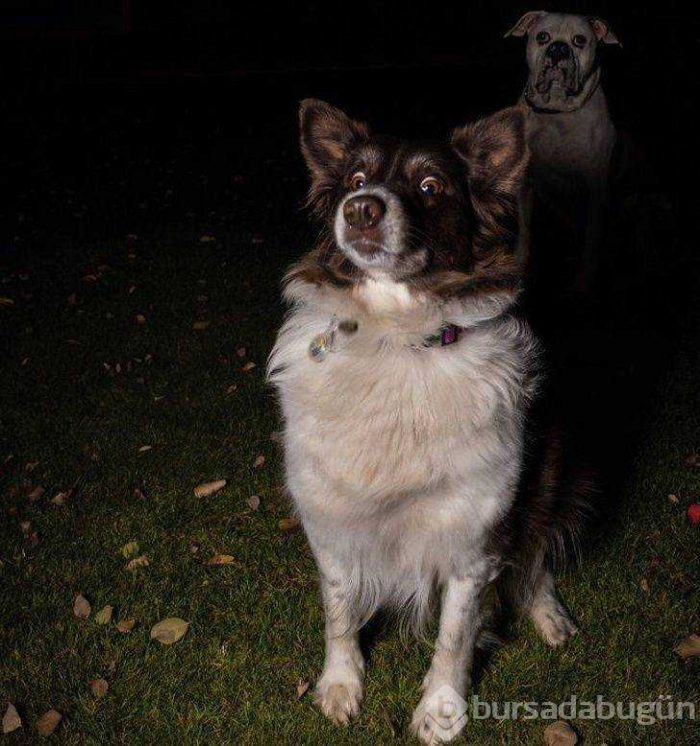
[273,311,526,509]
[527,95,616,189]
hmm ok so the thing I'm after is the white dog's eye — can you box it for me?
[572,34,588,48]
[349,172,366,191]
[419,176,444,197]
[536,31,550,44]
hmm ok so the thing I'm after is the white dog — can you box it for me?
[506,11,620,290]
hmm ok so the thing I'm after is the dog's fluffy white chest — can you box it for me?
[269,281,535,520]
[268,278,538,617]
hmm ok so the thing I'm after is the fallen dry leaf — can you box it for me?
[199,234,216,243]
[20,520,31,534]
[116,618,136,634]
[51,491,68,506]
[126,555,150,571]
[138,445,152,453]
[0,296,15,306]
[120,540,140,559]
[225,384,237,395]
[279,517,301,532]
[674,634,700,659]
[194,479,226,498]
[253,454,265,469]
[35,709,62,737]
[668,493,679,503]
[207,554,235,566]
[89,678,109,698]
[27,485,45,502]
[135,314,146,325]
[73,594,91,619]
[640,578,650,593]
[192,320,210,330]
[150,617,189,645]
[2,703,22,734]
[247,495,260,511]
[241,361,256,372]
[296,680,310,699]
[543,720,578,745]
[94,605,113,625]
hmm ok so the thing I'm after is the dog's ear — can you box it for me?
[588,17,621,46]
[451,107,528,257]
[504,10,545,38]
[452,106,528,207]
[299,99,370,180]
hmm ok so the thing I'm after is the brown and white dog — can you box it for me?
[268,100,588,743]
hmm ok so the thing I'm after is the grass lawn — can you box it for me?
[1,89,698,744]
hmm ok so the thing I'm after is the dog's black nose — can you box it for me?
[343,195,386,231]
[546,41,571,62]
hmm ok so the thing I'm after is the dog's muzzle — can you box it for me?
[545,40,572,65]
[534,42,579,99]
[342,194,387,256]
[334,186,407,272]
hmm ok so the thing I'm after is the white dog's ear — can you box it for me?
[299,99,370,180]
[588,17,621,46]
[504,10,545,38]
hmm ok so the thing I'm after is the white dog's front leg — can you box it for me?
[411,560,498,744]
[310,543,364,725]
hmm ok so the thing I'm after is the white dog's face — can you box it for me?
[506,11,619,110]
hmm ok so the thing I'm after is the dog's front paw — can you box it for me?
[411,683,468,744]
[314,666,364,725]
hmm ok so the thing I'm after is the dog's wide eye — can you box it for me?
[419,177,444,197]
[572,34,587,48]
[535,31,550,45]
[349,172,366,191]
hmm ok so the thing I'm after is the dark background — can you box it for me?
[1,1,698,508]
[1,0,694,229]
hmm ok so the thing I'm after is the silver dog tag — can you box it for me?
[308,316,358,362]
[309,316,339,362]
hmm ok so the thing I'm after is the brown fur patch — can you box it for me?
[285,238,361,289]
[452,106,529,262]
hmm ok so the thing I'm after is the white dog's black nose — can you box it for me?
[343,195,386,231]
[546,41,572,63]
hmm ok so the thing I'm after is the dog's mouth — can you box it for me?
[347,237,387,260]
[531,58,580,105]
[333,186,411,275]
